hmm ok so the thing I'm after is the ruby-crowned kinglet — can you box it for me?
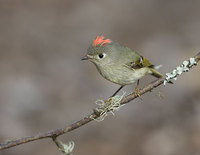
[82,35,163,96]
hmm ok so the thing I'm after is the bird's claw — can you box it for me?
[134,85,143,100]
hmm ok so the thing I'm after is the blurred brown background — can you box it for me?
[0,0,200,155]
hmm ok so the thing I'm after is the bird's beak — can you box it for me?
[81,55,90,60]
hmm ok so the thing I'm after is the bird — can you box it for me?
[82,35,163,97]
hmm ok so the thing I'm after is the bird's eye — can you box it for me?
[98,53,104,59]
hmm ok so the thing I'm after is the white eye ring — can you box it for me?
[98,53,106,59]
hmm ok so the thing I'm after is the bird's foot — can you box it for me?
[134,85,143,100]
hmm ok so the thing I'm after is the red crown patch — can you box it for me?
[92,35,112,46]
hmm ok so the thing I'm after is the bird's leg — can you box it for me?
[134,80,142,100]
[111,85,124,97]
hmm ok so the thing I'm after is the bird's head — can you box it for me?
[82,35,115,66]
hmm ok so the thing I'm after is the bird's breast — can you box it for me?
[95,64,150,85]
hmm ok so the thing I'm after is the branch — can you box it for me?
[0,52,200,151]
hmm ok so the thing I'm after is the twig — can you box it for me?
[52,137,74,155]
[0,52,199,150]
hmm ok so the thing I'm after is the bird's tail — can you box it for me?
[149,65,163,78]
[150,65,173,84]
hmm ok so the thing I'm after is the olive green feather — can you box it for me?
[124,50,163,78]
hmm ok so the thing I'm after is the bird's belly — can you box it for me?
[98,65,150,85]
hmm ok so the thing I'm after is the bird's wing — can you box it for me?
[125,50,154,70]
[111,43,153,69]
[124,50,163,78]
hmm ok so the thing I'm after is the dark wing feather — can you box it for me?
[127,55,154,69]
